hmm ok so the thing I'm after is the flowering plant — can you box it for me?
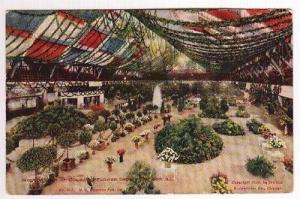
[210,172,233,194]
[157,147,179,163]
[259,126,275,139]
[75,150,89,160]
[268,135,284,148]
[88,140,99,148]
[104,156,116,164]
[117,148,126,156]
[282,157,293,173]
[131,136,141,143]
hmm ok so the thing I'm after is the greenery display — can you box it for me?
[109,121,118,132]
[12,106,88,143]
[79,131,92,150]
[47,123,63,145]
[266,102,276,115]
[228,98,237,106]
[177,98,185,112]
[125,112,135,122]
[86,111,99,124]
[101,83,153,104]
[123,161,159,194]
[57,132,78,159]
[155,117,223,164]
[246,119,263,134]
[160,101,165,113]
[16,146,57,185]
[112,109,120,118]
[210,172,233,194]
[213,120,245,136]
[136,111,143,118]
[144,104,154,115]
[220,98,229,113]
[246,156,275,178]
[6,137,17,155]
[93,119,107,133]
[235,105,250,118]
[99,110,111,123]
[199,97,228,119]
[133,119,142,128]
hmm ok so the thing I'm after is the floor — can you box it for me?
[6,101,293,194]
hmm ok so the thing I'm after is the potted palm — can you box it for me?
[117,149,126,162]
[158,147,179,168]
[104,156,116,172]
[131,136,141,149]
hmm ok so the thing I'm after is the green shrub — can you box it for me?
[99,110,111,123]
[246,119,263,134]
[228,98,237,106]
[6,137,17,155]
[200,97,228,119]
[79,131,92,148]
[109,121,118,132]
[177,98,185,112]
[236,110,250,118]
[246,156,275,178]
[155,117,223,164]
[136,111,143,118]
[86,111,98,124]
[12,106,88,140]
[57,132,78,159]
[94,119,107,133]
[213,120,245,136]
[17,146,57,173]
[125,112,135,121]
[220,98,229,112]
[123,161,157,194]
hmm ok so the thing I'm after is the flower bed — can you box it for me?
[235,105,250,118]
[155,117,223,164]
[210,172,233,194]
[268,135,284,148]
[213,120,245,136]
[246,119,263,134]
[258,126,275,139]
[246,156,275,178]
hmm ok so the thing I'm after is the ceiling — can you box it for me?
[6,9,292,84]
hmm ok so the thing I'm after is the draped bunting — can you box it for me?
[26,39,67,61]
[207,9,240,20]
[5,9,292,83]
[78,29,107,49]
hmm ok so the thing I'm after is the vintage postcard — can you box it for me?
[5,8,293,195]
